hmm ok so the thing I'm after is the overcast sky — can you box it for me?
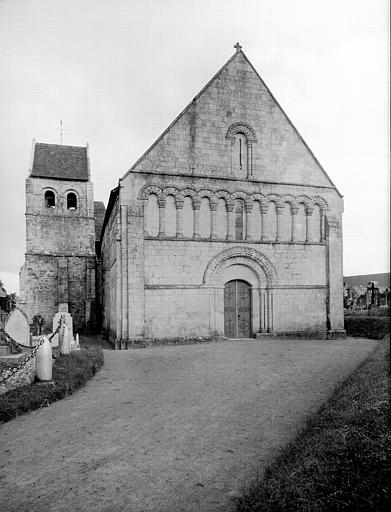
[0,0,389,294]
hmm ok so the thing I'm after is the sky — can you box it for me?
[0,0,389,294]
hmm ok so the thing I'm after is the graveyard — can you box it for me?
[0,308,103,421]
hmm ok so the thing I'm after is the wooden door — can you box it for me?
[224,280,251,338]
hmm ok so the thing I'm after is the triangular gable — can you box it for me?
[121,48,341,195]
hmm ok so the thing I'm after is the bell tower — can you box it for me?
[19,140,97,333]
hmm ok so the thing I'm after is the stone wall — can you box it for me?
[100,49,344,342]
[131,51,335,189]
[20,176,96,333]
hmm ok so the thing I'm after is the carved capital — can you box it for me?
[175,199,184,209]
[260,204,269,214]
[291,207,299,215]
[193,199,201,211]
[128,205,144,218]
[226,202,235,212]
[210,201,218,212]
[157,198,166,209]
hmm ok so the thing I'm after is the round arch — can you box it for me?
[203,247,277,336]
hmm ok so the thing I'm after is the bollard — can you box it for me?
[36,336,52,382]
[60,325,71,355]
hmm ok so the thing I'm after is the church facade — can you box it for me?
[100,46,344,344]
[19,46,344,342]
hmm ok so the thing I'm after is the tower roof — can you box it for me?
[31,142,89,181]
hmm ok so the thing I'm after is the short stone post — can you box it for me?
[36,336,52,382]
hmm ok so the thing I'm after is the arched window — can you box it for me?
[67,192,77,210]
[45,190,55,208]
[226,122,257,178]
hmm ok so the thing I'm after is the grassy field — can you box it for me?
[0,345,103,424]
[236,336,390,511]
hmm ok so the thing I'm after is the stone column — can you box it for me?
[158,197,166,237]
[291,206,299,242]
[120,205,128,346]
[210,201,218,239]
[306,206,314,242]
[247,142,253,178]
[260,203,269,242]
[175,197,184,238]
[127,204,145,342]
[276,205,284,242]
[227,202,235,240]
[266,289,273,333]
[325,215,344,333]
[245,202,253,240]
[115,216,122,346]
[193,198,201,238]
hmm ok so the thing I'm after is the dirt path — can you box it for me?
[0,337,375,512]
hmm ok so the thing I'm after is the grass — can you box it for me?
[236,336,390,512]
[0,345,103,424]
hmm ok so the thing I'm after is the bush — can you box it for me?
[0,346,103,424]
[344,316,390,339]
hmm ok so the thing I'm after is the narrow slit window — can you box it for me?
[67,193,77,210]
[45,190,55,208]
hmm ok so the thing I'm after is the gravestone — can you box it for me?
[51,312,73,348]
[5,308,30,347]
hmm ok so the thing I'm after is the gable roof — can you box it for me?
[120,47,342,197]
[30,142,89,181]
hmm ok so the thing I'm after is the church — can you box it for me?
[19,45,345,345]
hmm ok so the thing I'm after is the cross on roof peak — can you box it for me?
[234,42,242,52]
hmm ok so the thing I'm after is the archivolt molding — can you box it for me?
[313,196,329,211]
[163,187,179,198]
[203,247,277,288]
[138,184,328,213]
[225,122,257,143]
[197,189,215,201]
[296,195,312,207]
[138,185,162,200]
[231,191,248,201]
[214,190,231,203]
[266,194,284,208]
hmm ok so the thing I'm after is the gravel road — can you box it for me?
[0,337,375,512]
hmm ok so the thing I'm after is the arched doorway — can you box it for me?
[224,280,251,338]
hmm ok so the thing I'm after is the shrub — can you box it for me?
[344,316,390,339]
[0,346,103,424]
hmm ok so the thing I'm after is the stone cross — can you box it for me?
[234,42,242,52]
